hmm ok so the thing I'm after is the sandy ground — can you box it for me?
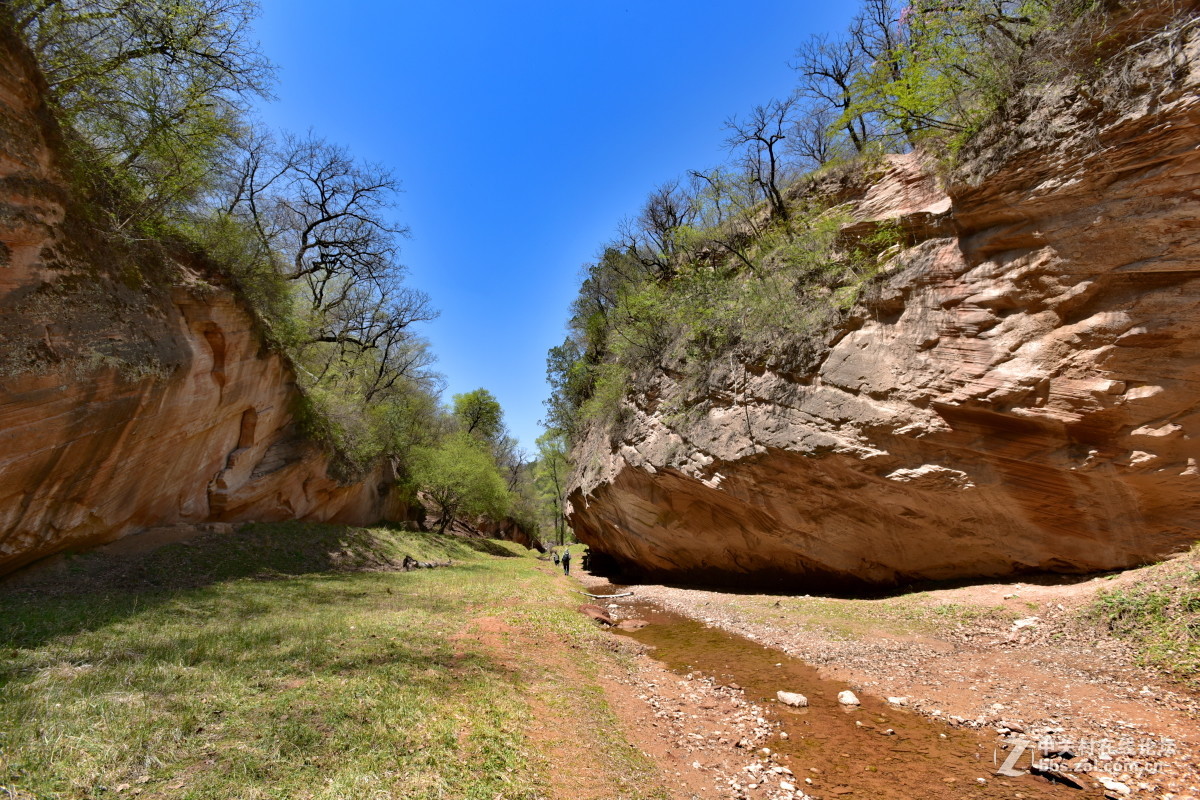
[576,566,1200,800]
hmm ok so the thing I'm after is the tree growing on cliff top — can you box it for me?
[211,131,440,443]
[724,95,799,222]
[9,0,445,483]
[10,0,273,225]
[792,33,874,154]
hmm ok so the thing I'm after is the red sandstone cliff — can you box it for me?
[567,20,1200,586]
[0,28,409,575]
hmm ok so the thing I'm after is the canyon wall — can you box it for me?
[0,27,409,576]
[568,21,1200,587]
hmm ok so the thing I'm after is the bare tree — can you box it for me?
[851,0,906,68]
[218,131,437,402]
[305,280,437,402]
[492,436,528,492]
[724,96,798,222]
[792,34,872,153]
[787,103,848,170]
[616,179,698,281]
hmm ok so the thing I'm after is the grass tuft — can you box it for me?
[1088,548,1200,684]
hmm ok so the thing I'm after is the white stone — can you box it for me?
[777,691,808,707]
[1097,776,1131,796]
[837,690,860,706]
[1127,450,1158,465]
[883,464,975,488]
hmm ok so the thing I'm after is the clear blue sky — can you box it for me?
[252,1,858,451]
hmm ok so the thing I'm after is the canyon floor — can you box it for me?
[578,554,1200,800]
[1,525,1197,800]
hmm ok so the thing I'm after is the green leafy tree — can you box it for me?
[544,339,588,439]
[9,0,446,487]
[11,0,273,225]
[534,430,570,547]
[410,433,509,534]
[838,0,1056,144]
[452,388,504,443]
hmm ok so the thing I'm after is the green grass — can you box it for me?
[729,592,1016,640]
[0,523,662,800]
[1088,549,1200,684]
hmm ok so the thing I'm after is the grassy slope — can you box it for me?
[1088,545,1200,683]
[0,524,664,800]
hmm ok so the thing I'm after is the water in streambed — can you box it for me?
[601,589,1101,800]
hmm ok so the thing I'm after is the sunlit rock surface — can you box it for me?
[0,28,409,575]
[568,24,1200,587]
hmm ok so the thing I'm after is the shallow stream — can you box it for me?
[602,589,1101,799]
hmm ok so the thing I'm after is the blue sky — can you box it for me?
[252,1,859,451]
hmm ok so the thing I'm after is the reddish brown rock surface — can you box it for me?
[568,23,1200,586]
[474,516,543,551]
[0,28,409,576]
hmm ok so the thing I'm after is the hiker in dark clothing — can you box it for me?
[561,548,571,575]
[552,550,560,566]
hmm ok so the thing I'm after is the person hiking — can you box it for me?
[561,548,571,575]
[552,550,560,566]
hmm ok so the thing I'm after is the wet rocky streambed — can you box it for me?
[592,587,1104,799]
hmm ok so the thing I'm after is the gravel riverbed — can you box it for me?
[579,569,1200,800]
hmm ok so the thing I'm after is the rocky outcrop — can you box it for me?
[568,20,1200,587]
[474,517,543,551]
[0,26,409,575]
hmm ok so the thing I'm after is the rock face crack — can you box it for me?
[567,25,1200,586]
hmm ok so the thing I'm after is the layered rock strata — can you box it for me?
[0,27,408,575]
[568,21,1200,586]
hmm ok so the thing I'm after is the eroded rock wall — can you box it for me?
[0,27,408,575]
[568,22,1200,587]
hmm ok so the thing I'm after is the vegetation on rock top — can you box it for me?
[543,0,1192,451]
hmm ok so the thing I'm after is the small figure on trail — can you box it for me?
[552,550,560,566]
[561,548,571,575]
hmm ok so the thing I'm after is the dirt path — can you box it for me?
[575,567,1200,800]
